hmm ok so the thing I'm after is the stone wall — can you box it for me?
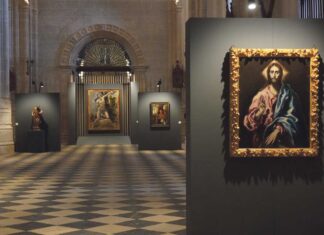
[0,0,14,154]
[36,0,171,143]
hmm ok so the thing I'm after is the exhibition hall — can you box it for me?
[0,0,323,234]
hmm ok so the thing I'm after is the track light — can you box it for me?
[39,82,44,93]
[32,81,45,93]
[156,79,162,92]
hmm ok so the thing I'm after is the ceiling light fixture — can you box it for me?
[248,0,257,10]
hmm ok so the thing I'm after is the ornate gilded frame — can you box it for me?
[229,48,319,157]
[87,89,121,132]
[150,102,170,129]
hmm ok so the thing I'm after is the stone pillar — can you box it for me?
[206,0,226,17]
[189,0,226,17]
[0,0,14,154]
[175,0,186,65]
[15,0,30,93]
[29,0,38,84]
[59,68,72,144]
[273,0,298,17]
[133,66,148,93]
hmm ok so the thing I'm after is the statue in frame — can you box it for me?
[229,48,319,157]
[88,89,120,132]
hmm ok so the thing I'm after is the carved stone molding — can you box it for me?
[59,24,146,67]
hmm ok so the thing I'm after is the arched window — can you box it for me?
[77,38,131,67]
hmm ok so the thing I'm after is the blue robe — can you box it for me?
[262,83,307,147]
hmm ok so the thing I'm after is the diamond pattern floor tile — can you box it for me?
[90,215,134,224]
[38,216,82,226]
[143,223,186,233]
[0,145,186,234]
[0,227,23,235]
[31,225,79,235]
[141,215,183,223]
[86,224,135,234]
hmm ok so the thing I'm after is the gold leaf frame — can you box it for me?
[229,48,319,157]
[150,102,170,129]
[87,89,121,132]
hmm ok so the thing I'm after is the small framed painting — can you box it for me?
[150,102,170,129]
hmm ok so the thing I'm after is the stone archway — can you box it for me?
[58,24,146,67]
[58,24,147,144]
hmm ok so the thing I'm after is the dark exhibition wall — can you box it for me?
[138,92,181,150]
[186,18,324,235]
[15,93,60,152]
[68,83,76,144]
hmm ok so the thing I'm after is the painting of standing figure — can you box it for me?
[229,48,319,157]
[88,89,120,131]
[150,102,170,129]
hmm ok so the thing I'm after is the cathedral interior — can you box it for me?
[0,0,323,234]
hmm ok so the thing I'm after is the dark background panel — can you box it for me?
[138,92,181,150]
[15,93,60,152]
[187,18,324,235]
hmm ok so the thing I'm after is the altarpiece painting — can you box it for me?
[88,89,120,131]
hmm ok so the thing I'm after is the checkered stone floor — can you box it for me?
[0,145,186,235]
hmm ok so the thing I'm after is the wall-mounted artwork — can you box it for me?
[150,102,170,129]
[88,89,120,131]
[229,48,319,157]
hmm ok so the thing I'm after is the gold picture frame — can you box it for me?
[229,48,319,157]
[87,89,121,132]
[150,102,170,129]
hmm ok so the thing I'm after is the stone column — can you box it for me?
[175,0,186,65]
[15,0,30,93]
[133,66,148,93]
[206,0,226,17]
[59,68,72,144]
[29,0,38,84]
[273,0,298,17]
[189,0,226,17]
[0,0,14,154]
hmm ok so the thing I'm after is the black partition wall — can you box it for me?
[15,93,60,152]
[138,92,181,150]
[187,18,324,235]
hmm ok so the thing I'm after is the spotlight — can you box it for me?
[248,0,257,10]
[156,79,162,92]
[156,79,162,87]
[39,82,44,93]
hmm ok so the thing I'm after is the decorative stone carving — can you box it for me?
[59,24,145,67]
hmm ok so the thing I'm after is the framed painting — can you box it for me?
[87,89,120,132]
[229,48,319,157]
[150,102,170,129]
